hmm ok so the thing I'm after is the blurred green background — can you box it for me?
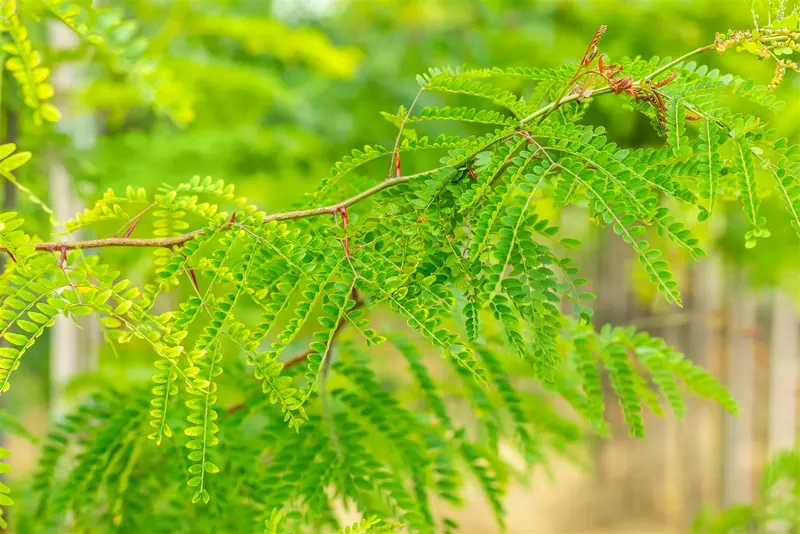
[2,0,799,532]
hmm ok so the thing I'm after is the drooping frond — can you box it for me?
[417,67,527,117]
[696,118,722,218]
[666,97,691,157]
[41,0,194,122]
[0,1,60,123]
[0,447,13,529]
[336,515,401,534]
[383,105,517,127]
[733,135,768,248]
[692,447,799,534]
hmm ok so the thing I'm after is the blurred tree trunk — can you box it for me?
[48,22,99,417]
[591,226,633,523]
[661,296,685,527]
[686,257,724,513]
[767,289,799,454]
[722,266,757,506]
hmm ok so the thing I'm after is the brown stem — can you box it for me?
[3,39,723,258]
[388,87,425,179]
[520,42,716,125]
[283,349,313,371]
[1,170,436,255]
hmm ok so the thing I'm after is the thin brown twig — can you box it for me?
[520,43,716,125]
[388,87,425,179]
[1,170,439,255]
[4,39,727,260]
[283,348,313,371]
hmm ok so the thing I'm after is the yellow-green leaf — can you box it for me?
[0,152,31,173]
[40,103,61,122]
[3,333,27,347]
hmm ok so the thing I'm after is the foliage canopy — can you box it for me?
[1,1,799,532]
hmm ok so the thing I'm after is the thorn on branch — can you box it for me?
[394,151,402,178]
[338,206,351,257]
[122,215,142,239]
[59,245,67,268]
[182,254,200,292]
[230,212,236,224]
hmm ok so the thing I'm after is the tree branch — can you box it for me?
[519,43,715,125]
[1,37,749,257]
[2,169,440,254]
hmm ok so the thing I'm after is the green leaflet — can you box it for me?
[602,341,646,438]
[666,97,692,158]
[463,297,479,342]
[313,134,470,203]
[264,260,340,361]
[183,339,222,505]
[460,440,508,531]
[697,118,721,218]
[733,136,768,248]
[535,124,703,258]
[487,156,550,299]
